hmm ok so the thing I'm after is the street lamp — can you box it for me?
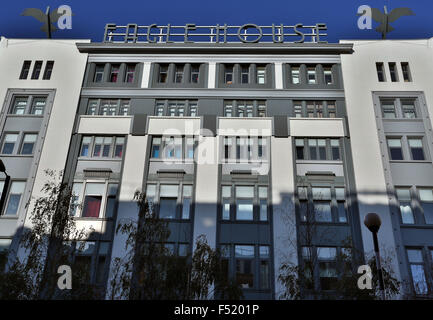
[364,212,386,300]
[0,159,11,215]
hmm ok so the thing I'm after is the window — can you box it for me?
[317,139,327,160]
[158,65,168,83]
[225,65,233,84]
[235,245,254,288]
[317,247,338,290]
[11,97,28,115]
[224,103,233,117]
[235,186,254,220]
[109,64,120,82]
[82,183,105,218]
[86,99,130,116]
[151,137,161,158]
[308,139,318,160]
[296,139,305,160]
[222,186,231,220]
[258,137,266,159]
[124,64,135,83]
[419,189,433,224]
[20,134,37,155]
[324,66,333,84]
[145,183,192,220]
[70,181,118,219]
[376,62,385,82]
[241,65,249,84]
[330,139,341,160]
[293,100,336,118]
[327,102,336,118]
[99,100,117,116]
[407,249,428,295]
[42,61,54,80]
[175,65,184,83]
[105,184,118,218]
[224,100,266,118]
[291,66,300,84]
[4,182,25,215]
[159,185,178,219]
[185,137,194,159]
[401,62,411,82]
[257,66,266,84]
[259,187,268,221]
[114,137,125,158]
[312,187,332,222]
[80,136,124,159]
[150,136,194,161]
[155,100,198,117]
[389,62,398,82]
[387,138,403,160]
[181,185,192,219]
[402,101,417,119]
[408,138,425,160]
[163,136,182,159]
[381,101,396,119]
[336,187,347,223]
[259,246,270,289]
[119,100,130,116]
[396,188,414,224]
[31,61,42,80]
[70,241,110,285]
[294,102,302,117]
[191,65,199,83]
[1,133,18,154]
[93,137,112,157]
[307,67,316,84]
[20,61,31,79]
[94,64,105,82]
[31,97,46,115]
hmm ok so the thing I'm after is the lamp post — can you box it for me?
[364,212,386,300]
[0,160,11,215]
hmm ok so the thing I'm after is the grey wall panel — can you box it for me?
[401,228,433,246]
[197,98,222,116]
[167,222,192,243]
[148,162,195,176]
[202,115,217,136]
[390,162,433,186]
[130,98,155,115]
[75,160,123,175]
[131,114,147,135]
[383,120,426,134]
[1,157,33,180]
[3,117,43,132]
[267,99,291,116]
[219,224,271,244]
[273,115,288,137]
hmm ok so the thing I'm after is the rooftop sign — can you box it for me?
[103,23,328,44]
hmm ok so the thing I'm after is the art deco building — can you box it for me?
[0,28,432,299]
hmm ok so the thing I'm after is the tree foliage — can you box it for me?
[110,191,243,300]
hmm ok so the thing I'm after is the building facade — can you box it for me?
[0,37,89,260]
[0,32,432,300]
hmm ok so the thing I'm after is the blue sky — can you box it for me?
[0,0,431,42]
